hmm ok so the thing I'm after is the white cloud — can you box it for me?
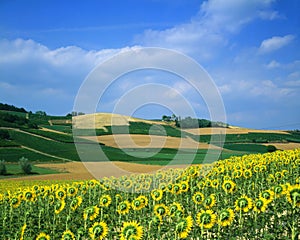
[266,60,281,69]
[0,38,138,114]
[258,35,295,54]
[137,0,276,57]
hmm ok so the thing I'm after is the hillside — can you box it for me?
[72,112,169,129]
[1,103,300,171]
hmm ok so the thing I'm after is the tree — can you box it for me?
[0,130,10,140]
[0,160,7,175]
[19,157,32,174]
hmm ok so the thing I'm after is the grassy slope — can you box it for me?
[2,110,299,167]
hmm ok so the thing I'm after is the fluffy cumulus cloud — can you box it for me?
[258,35,295,54]
[1,0,299,129]
[136,0,277,58]
[0,38,135,114]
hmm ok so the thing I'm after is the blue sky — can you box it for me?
[0,0,299,129]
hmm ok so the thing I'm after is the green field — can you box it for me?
[0,163,60,179]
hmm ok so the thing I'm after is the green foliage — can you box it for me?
[19,157,32,174]
[0,103,27,113]
[22,128,74,143]
[8,130,81,161]
[223,144,268,153]
[177,116,228,129]
[0,130,10,140]
[198,132,300,144]
[0,160,7,175]
[0,148,58,162]
[267,145,277,152]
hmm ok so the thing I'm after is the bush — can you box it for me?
[19,157,32,174]
[0,129,10,140]
[0,160,7,175]
[267,145,277,152]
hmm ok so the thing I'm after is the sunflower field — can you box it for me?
[0,149,300,239]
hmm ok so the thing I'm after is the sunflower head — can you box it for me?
[117,200,131,215]
[151,189,163,201]
[36,232,50,240]
[176,216,193,239]
[235,195,253,212]
[286,184,300,208]
[154,203,169,217]
[169,202,183,216]
[61,230,75,240]
[196,209,217,229]
[192,192,204,205]
[253,197,268,213]
[99,194,112,208]
[222,180,236,194]
[89,221,108,240]
[203,194,216,209]
[120,221,143,240]
[217,208,234,227]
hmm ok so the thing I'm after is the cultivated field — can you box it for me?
[81,134,221,149]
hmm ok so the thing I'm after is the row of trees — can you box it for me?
[0,103,27,113]
[162,115,228,128]
[0,157,32,175]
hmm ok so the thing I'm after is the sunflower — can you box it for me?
[235,195,253,213]
[10,195,21,208]
[89,221,108,240]
[222,180,236,194]
[196,209,217,229]
[166,183,173,193]
[211,179,219,189]
[172,184,181,195]
[151,189,163,201]
[99,194,112,208]
[286,184,300,208]
[36,232,50,240]
[124,179,133,189]
[179,181,189,193]
[217,208,234,227]
[84,206,100,221]
[67,186,78,197]
[203,194,216,209]
[176,216,193,239]
[231,170,242,179]
[70,196,83,211]
[192,192,204,205]
[259,189,275,204]
[54,200,66,215]
[253,197,269,213]
[273,184,287,197]
[55,188,66,201]
[115,194,122,203]
[154,203,169,217]
[23,189,36,202]
[120,220,143,240]
[158,182,167,191]
[243,169,252,179]
[61,230,75,240]
[169,202,184,217]
[131,198,144,211]
[117,200,131,215]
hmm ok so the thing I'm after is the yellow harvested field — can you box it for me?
[6,161,192,181]
[80,134,221,150]
[72,113,168,129]
[182,127,289,135]
[262,142,300,150]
